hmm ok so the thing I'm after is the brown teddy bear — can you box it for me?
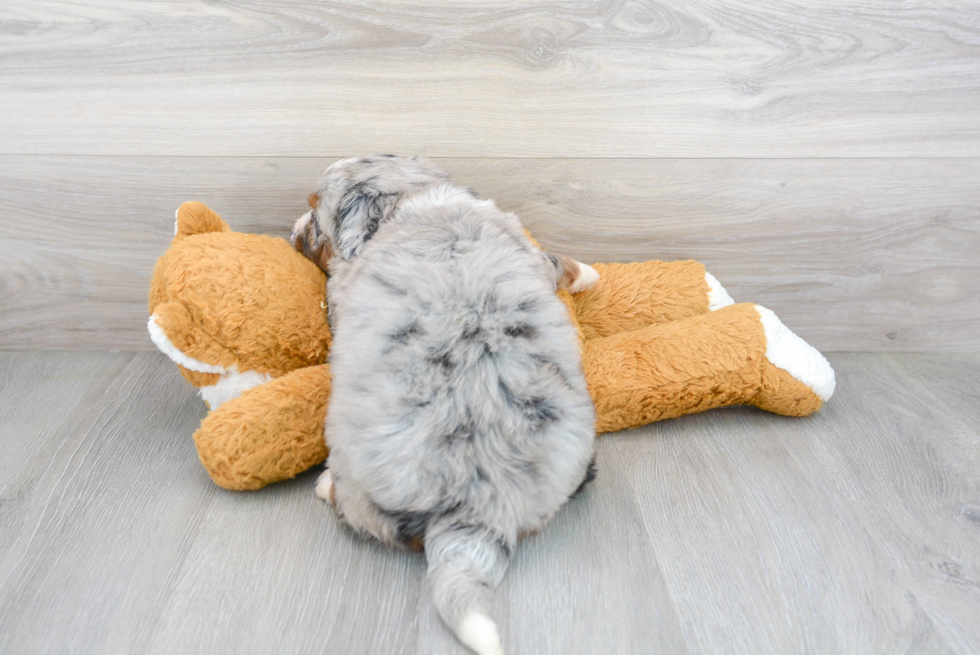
[149,202,834,490]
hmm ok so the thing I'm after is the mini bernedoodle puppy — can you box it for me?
[291,155,599,655]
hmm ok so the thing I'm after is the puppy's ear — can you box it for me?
[333,182,398,260]
[543,252,601,294]
[291,210,332,273]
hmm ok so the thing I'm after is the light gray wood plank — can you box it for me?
[3,351,980,654]
[769,354,980,654]
[614,396,957,655]
[414,437,688,654]
[890,353,980,438]
[1,1,979,157]
[0,351,140,585]
[0,351,119,483]
[143,470,425,655]
[0,352,211,654]
[0,351,686,654]
[1,156,977,351]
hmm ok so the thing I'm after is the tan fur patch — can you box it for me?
[308,219,332,272]
[308,192,319,209]
[557,255,582,289]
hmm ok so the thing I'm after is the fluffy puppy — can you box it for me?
[293,155,598,655]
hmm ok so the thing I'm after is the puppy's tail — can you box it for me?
[424,520,513,655]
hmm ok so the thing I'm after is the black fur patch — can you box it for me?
[390,321,424,344]
[572,453,598,498]
[310,210,322,238]
[496,535,515,559]
[371,273,407,296]
[543,252,562,277]
[482,291,500,313]
[444,422,475,443]
[504,323,535,339]
[530,354,575,392]
[498,380,560,429]
[378,507,432,548]
[482,343,494,358]
[428,352,455,372]
[336,181,395,256]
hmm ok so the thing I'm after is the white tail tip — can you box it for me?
[458,612,505,655]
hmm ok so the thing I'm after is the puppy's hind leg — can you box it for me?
[318,470,416,549]
[571,452,598,498]
[315,468,336,504]
[542,252,600,294]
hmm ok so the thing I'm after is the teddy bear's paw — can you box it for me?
[315,468,336,505]
[199,369,273,410]
[705,272,735,310]
[756,305,835,402]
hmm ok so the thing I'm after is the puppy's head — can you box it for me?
[294,155,451,270]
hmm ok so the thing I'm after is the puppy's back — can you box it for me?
[327,186,595,532]
[325,183,595,655]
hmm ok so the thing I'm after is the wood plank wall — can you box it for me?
[1,1,978,351]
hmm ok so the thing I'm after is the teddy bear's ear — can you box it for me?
[172,202,230,243]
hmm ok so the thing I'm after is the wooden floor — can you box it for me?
[1,351,978,654]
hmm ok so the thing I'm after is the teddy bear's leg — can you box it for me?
[583,303,834,433]
[193,365,331,490]
[572,260,735,340]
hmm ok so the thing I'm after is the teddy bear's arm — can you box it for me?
[572,260,735,340]
[193,365,331,490]
[583,302,835,433]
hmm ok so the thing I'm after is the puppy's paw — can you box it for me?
[567,262,600,294]
[315,469,336,505]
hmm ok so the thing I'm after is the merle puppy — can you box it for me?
[291,155,598,655]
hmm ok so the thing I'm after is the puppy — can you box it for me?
[292,155,598,655]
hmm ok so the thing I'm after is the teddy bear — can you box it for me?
[149,202,835,491]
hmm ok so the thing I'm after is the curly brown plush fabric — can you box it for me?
[149,202,331,384]
[194,365,332,490]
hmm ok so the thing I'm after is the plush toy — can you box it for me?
[149,202,835,491]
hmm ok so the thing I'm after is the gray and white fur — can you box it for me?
[293,155,598,655]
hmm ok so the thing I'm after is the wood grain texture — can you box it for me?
[890,353,980,437]
[2,352,979,653]
[0,352,210,654]
[615,407,957,654]
[778,354,980,653]
[613,351,980,654]
[414,437,688,655]
[1,1,979,157]
[1,155,977,351]
[144,472,424,655]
